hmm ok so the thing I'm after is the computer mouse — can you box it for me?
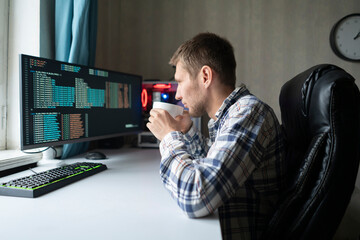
[85,151,107,160]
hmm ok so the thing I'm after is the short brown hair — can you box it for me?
[169,32,236,87]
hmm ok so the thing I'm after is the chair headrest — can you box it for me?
[279,64,355,150]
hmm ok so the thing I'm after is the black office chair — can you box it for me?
[263,64,360,239]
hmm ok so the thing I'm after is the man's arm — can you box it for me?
[147,108,210,157]
[159,101,270,218]
[182,123,210,158]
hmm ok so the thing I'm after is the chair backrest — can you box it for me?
[263,64,360,239]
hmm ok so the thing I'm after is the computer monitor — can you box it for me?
[20,54,143,150]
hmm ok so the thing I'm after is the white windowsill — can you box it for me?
[0,150,42,172]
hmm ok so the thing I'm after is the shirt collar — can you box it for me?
[214,83,249,119]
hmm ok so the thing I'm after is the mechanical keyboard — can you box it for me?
[0,162,107,198]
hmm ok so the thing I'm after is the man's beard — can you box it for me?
[189,98,207,118]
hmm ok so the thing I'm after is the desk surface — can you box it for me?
[0,148,221,240]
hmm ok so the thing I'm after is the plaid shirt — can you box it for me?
[159,85,285,239]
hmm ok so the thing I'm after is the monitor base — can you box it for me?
[38,147,65,167]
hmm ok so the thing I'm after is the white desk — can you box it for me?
[0,148,221,240]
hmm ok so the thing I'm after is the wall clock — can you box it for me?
[329,13,360,62]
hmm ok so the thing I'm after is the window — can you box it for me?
[0,0,9,150]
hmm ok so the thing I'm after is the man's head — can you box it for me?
[169,33,236,118]
[169,32,236,88]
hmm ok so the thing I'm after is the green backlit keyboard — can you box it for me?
[0,162,107,198]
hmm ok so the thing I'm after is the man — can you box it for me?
[146,33,285,240]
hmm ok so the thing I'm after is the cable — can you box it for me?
[22,147,51,154]
[28,168,38,174]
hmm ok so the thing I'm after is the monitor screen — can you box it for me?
[20,54,142,150]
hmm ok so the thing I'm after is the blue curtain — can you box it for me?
[55,0,98,159]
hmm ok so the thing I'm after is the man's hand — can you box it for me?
[147,109,192,141]
[174,110,193,134]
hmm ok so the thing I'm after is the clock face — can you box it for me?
[330,14,360,61]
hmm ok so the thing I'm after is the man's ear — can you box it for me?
[200,65,213,89]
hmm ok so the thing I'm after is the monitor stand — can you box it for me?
[37,147,65,167]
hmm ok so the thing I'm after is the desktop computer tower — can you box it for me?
[138,81,201,147]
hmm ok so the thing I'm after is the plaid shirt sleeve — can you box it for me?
[182,124,210,158]
[159,98,274,218]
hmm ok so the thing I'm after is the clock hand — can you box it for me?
[354,31,360,40]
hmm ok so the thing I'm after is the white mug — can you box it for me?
[153,102,184,118]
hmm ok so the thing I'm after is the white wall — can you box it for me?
[95,0,360,119]
[0,0,9,150]
[7,0,40,149]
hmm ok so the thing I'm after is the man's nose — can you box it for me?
[175,88,181,100]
